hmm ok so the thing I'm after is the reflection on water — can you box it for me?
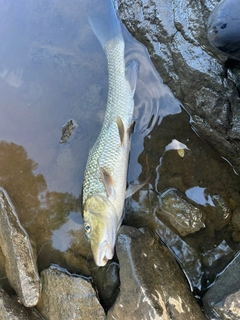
[0,0,240,301]
[186,186,214,207]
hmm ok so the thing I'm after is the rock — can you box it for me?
[37,265,106,320]
[124,189,159,229]
[0,288,44,320]
[155,215,234,292]
[90,261,120,311]
[0,188,41,307]
[207,0,240,61]
[59,119,78,144]
[157,188,205,236]
[116,0,240,173]
[231,207,240,242]
[107,226,205,320]
[203,252,240,319]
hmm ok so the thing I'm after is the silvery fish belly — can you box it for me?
[82,1,138,267]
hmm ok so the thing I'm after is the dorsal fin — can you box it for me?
[100,167,115,198]
[116,116,125,146]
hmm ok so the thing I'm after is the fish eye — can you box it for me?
[84,222,91,234]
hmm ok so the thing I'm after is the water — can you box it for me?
[0,0,240,302]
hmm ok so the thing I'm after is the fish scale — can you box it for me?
[82,39,134,205]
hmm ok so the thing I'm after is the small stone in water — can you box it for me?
[59,119,77,143]
[158,188,205,236]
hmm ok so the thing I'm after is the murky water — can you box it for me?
[0,0,240,303]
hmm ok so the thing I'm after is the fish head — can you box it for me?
[83,194,118,267]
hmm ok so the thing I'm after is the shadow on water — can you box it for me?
[0,0,240,305]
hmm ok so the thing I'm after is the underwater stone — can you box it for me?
[207,0,240,61]
[107,226,205,320]
[0,188,41,307]
[231,207,240,242]
[37,265,106,320]
[203,252,240,319]
[59,119,77,143]
[157,188,205,236]
[90,261,120,311]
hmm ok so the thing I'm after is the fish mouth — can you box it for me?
[95,240,114,267]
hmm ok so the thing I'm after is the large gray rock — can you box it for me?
[203,253,240,319]
[0,188,41,307]
[0,288,44,320]
[115,0,240,173]
[107,226,205,320]
[37,266,106,320]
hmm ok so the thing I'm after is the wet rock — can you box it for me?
[0,188,41,307]
[59,119,77,144]
[207,0,240,61]
[155,216,234,293]
[0,288,44,320]
[90,261,120,311]
[203,252,240,319]
[124,189,159,229]
[211,194,230,220]
[37,265,106,320]
[107,226,205,320]
[157,188,205,236]
[116,0,240,173]
[231,207,240,242]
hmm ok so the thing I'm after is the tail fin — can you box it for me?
[88,0,123,50]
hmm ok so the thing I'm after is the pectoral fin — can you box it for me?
[100,167,115,198]
[116,116,125,146]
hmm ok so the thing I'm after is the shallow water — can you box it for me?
[0,0,240,301]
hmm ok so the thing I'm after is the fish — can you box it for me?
[82,0,138,267]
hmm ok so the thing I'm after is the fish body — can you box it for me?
[82,1,138,266]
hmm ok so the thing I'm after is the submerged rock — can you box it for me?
[0,188,41,307]
[155,216,234,293]
[231,207,240,242]
[90,261,120,311]
[107,226,205,320]
[203,252,240,319]
[0,288,44,320]
[116,0,240,173]
[158,188,205,236]
[59,119,77,144]
[37,265,106,320]
[207,0,240,61]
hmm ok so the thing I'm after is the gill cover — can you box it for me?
[83,195,119,266]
